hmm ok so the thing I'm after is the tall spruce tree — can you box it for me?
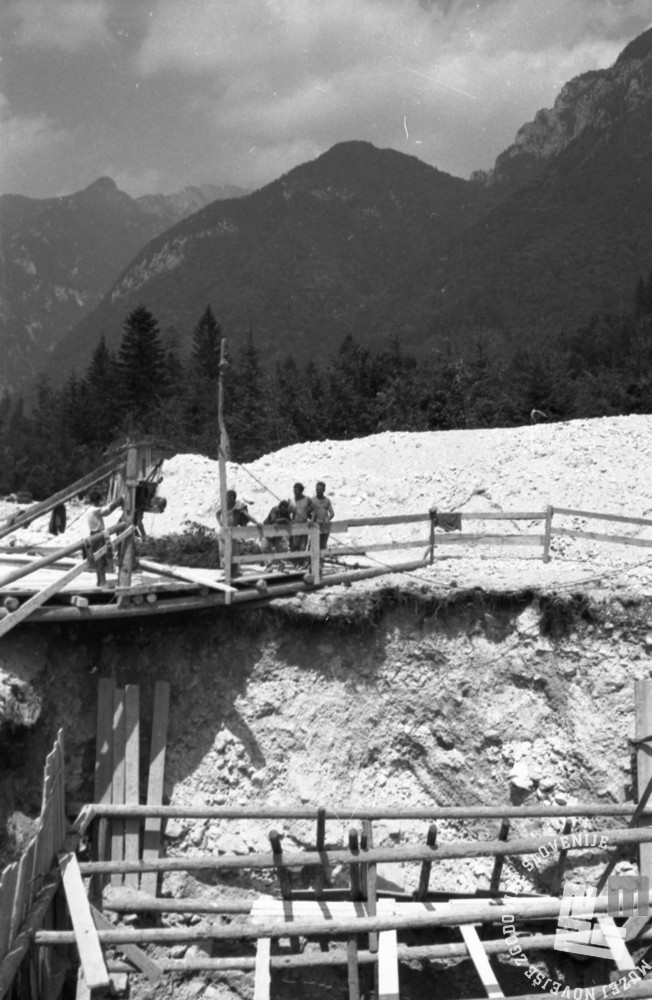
[116,305,168,430]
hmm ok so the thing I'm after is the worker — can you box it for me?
[289,483,313,563]
[86,489,123,587]
[311,481,335,551]
[262,499,292,569]
[216,489,261,577]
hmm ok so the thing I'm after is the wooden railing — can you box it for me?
[226,503,652,590]
[0,731,67,999]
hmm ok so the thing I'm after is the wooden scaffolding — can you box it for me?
[4,681,652,999]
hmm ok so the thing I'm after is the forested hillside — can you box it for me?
[3,267,652,499]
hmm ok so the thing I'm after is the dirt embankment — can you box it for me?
[4,415,652,996]
[0,583,650,998]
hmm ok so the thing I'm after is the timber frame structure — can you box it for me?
[3,680,652,999]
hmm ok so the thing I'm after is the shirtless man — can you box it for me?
[311,481,335,550]
[289,482,313,558]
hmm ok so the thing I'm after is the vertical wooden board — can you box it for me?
[94,679,116,806]
[59,853,110,990]
[635,679,652,880]
[0,863,19,958]
[377,930,400,1000]
[141,681,170,897]
[9,842,34,941]
[56,730,67,849]
[253,937,271,1000]
[93,678,116,900]
[111,689,126,888]
[75,966,92,1000]
[460,923,504,999]
[124,685,141,889]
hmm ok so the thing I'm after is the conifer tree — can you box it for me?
[116,305,168,429]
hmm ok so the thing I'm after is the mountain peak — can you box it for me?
[484,26,652,186]
[615,25,652,67]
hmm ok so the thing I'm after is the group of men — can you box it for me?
[217,481,335,572]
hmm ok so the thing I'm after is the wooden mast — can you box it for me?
[217,339,232,597]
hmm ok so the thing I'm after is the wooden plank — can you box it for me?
[141,681,170,897]
[136,558,237,594]
[59,853,110,989]
[424,534,544,548]
[636,679,652,885]
[459,923,504,998]
[553,507,652,527]
[75,966,92,1000]
[552,526,652,548]
[0,872,61,999]
[10,842,34,941]
[376,903,400,1000]
[0,526,135,637]
[489,820,510,897]
[0,863,18,959]
[90,904,163,980]
[92,678,115,902]
[542,505,553,562]
[124,686,140,890]
[596,915,636,971]
[111,689,126,888]
[0,455,123,541]
[254,937,271,1000]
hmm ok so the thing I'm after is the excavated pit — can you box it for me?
[1,580,651,998]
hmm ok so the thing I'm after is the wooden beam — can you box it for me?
[553,507,652,527]
[552,527,652,548]
[0,872,61,998]
[117,446,138,591]
[92,678,115,903]
[460,923,504,999]
[0,526,135,637]
[110,689,126,888]
[74,801,652,821]
[136,559,237,594]
[90,905,163,981]
[0,455,124,541]
[58,853,110,990]
[141,681,170,897]
[124,686,140,890]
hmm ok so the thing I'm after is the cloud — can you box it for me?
[0,95,70,189]
[130,0,652,185]
[6,0,113,52]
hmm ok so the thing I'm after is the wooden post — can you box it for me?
[268,831,292,899]
[414,824,437,901]
[635,679,652,884]
[309,524,321,584]
[110,690,126,888]
[124,686,140,890]
[550,819,572,895]
[141,681,170,897]
[92,678,115,903]
[349,828,362,902]
[217,339,232,597]
[117,445,138,591]
[488,820,510,898]
[542,505,553,563]
[59,853,110,990]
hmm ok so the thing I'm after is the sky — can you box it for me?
[1,0,651,200]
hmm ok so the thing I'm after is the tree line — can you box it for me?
[2,268,652,500]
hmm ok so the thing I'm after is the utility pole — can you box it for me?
[217,340,232,589]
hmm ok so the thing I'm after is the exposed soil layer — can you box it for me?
[4,416,652,997]
[1,585,651,998]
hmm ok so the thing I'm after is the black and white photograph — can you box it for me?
[2,2,652,998]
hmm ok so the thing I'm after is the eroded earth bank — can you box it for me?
[1,579,651,999]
